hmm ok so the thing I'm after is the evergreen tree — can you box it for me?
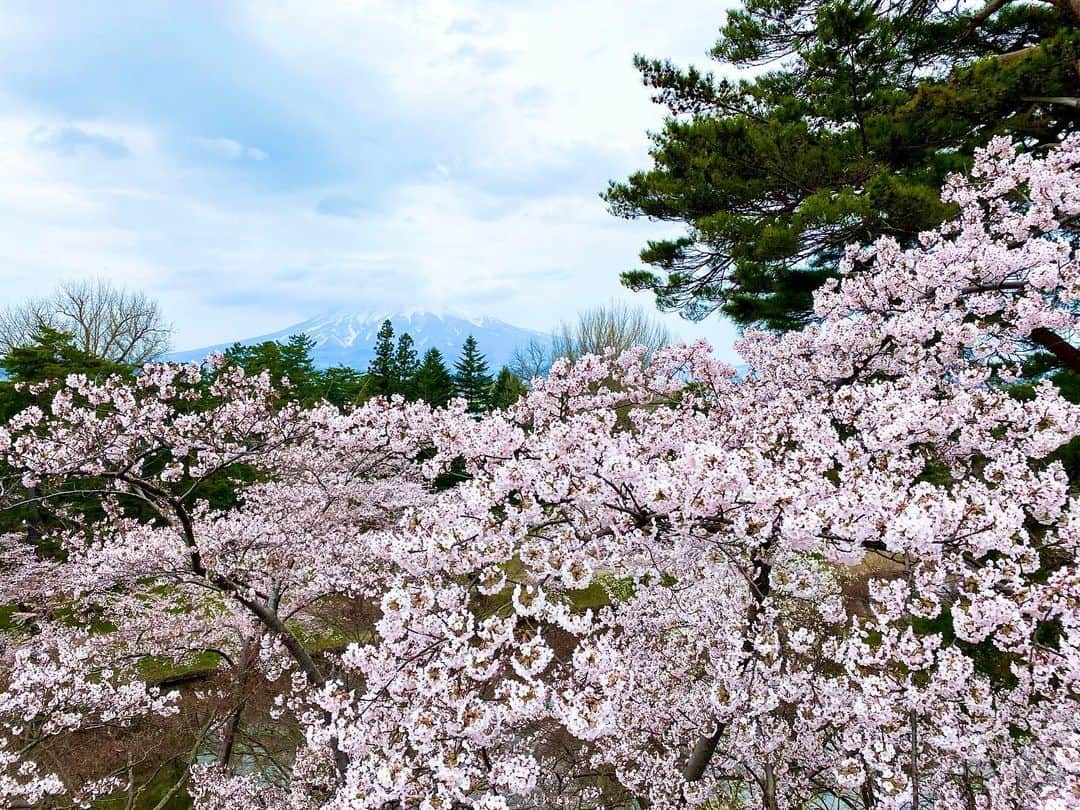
[606,0,1080,331]
[489,366,527,410]
[414,348,455,408]
[0,326,131,550]
[393,333,420,399]
[279,333,319,400]
[320,365,367,408]
[452,336,493,414]
[0,326,130,421]
[223,333,321,404]
[367,320,397,396]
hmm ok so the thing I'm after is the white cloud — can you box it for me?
[238,0,729,177]
[192,135,268,161]
[29,124,130,159]
[0,1,743,362]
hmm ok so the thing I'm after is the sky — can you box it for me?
[0,0,741,360]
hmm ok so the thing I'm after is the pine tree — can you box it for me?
[606,1,1080,330]
[452,336,493,414]
[489,367,527,410]
[393,333,420,399]
[280,333,319,401]
[367,320,396,396]
[0,326,129,421]
[414,348,455,408]
[0,326,131,551]
[222,333,321,404]
[320,365,366,408]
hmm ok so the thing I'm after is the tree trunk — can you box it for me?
[682,725,723,781]
[860,774,876,809]
[1065,0,1080,26]
[217,640,255,768]
[910,712,920,809]
[26,485,40,547]
[122,479,352,778]
[762,763,778,810]
[234,594,351,776]
[683,552,773,782]
[1021,96,1080,108]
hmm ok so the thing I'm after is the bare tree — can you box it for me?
[0,278,172,364]
[553,301,671,363]
[509,337,555,382]
[510,302,672,382]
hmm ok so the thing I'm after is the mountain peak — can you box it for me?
[167,310,550,370]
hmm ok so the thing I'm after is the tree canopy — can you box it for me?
[606,0,1080,330]
[414,348,455,408]
[489,366,527,410]
[367,319,398,397]
[3,137,1079,808]
[394,333,420,400]
[453,335,493,413]
[0,325,130,420]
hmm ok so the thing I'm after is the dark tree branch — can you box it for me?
[960,0,1012,41]
[1029,327,1080,373]
[683,548,773,782]
[1022,96,1080,108]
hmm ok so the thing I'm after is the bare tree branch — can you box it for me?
[0,278,172,364]
[553,301,672,363]
[511,302,672,381]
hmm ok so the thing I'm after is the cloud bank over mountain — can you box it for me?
[0,1,741,363]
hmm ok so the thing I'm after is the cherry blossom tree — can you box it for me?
[0,358,442,804]
[2,135,1080,809]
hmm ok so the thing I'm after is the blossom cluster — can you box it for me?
[1,136,1080,808]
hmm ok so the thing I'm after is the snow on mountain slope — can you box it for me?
[166,310,552,371]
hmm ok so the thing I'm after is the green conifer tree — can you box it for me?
[607,0,1080,331]
[489,366,527,410]
[393,332,420,399]
[414,348,455,407]
[223,333,321,404]
[320,365,367,408]
[452,335,493,414]
[0,326,130,421]
[367,319,396,396]
[279,333,319,401]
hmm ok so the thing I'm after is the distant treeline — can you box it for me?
[0,319,526,423]
[222,319,526,413]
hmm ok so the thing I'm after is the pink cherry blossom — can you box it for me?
[2,135,1080,808]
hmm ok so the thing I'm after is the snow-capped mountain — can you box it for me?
[166,310,551,371]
